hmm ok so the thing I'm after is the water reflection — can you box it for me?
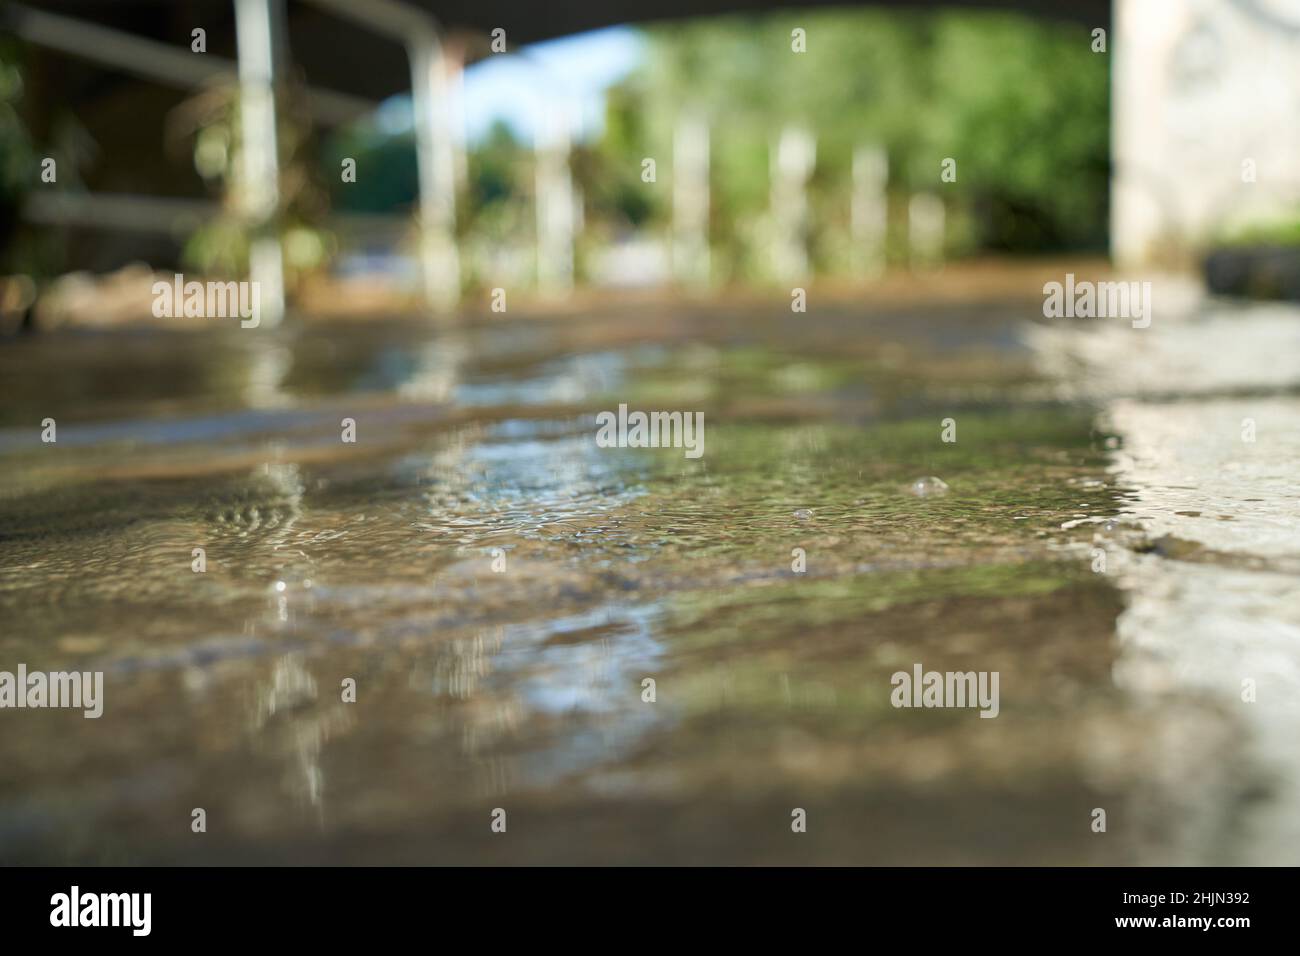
[1033,289,1300,863]
[247,655,353,822]
[0,289,1294,862]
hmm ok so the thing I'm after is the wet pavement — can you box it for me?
[1,279,1297,864]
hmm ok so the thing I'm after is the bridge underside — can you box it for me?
[10,0,1300,278]
[24,1,1111,104]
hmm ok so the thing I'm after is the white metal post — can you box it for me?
[851,145,888,278]
[234,0,285,327]
[302,0,461,314]
[770,126,816,283]
[535,107,575,295]
[409,36,461,312]
[907,193,946,269]
[672,112,711,288]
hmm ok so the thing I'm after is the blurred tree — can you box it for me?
[0,38,67,282]
[587,83,659,232]
[170,78,332,291]
[468,120,528,212]
[309,9,1110,292]
[598,9,1108,274]
[0,41,35,271]
[926,15,1109,251]
[324,125,419,215]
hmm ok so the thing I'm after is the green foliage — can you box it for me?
[1214,215,1300,248]
[0,45,34,204]
[324,129,419,215]
[0,41,38,275]
[925,15,1109,250]
[585,85,656,230]
[180,82,333,286]
[602,10,1109,266]
[469,121,525,210]
[308,9,1108,287]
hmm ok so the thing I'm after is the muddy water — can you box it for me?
[0,289,1294,864]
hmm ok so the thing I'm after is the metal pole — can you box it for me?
[851,145,888,278]
[3,2,371,125]
[535,107,575,296]
[770,126,816,282]
[234,0,285,327]
[302,0,461,314]
[410,37,461,312]
[673,112,711,288]
[907,193,945,269]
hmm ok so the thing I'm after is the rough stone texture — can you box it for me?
[1113,0,1300,265]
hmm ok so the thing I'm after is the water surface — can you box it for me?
[1,288,1295,864]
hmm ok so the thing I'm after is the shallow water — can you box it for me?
[1,288,1296,864]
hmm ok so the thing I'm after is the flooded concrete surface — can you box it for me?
[0,280,1296,864]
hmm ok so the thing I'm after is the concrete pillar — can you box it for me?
[672,112,710,287]
[1111,0,1300,266]
[234,0,285,326]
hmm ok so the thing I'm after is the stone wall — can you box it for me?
[1112,0,1300,265]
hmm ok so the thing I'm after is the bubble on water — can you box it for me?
[909,476,949,498]
[792,509,814,520]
